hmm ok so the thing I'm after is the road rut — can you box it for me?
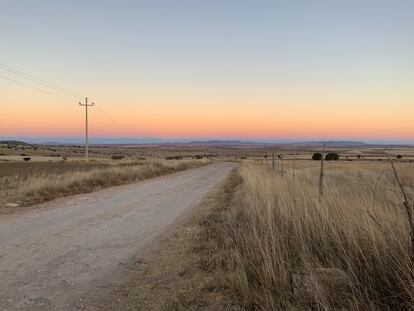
[0,162,235,310]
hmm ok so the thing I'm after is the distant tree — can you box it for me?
[357,154,361,159]
[325,152,339,161]
[397,154,402,159]
[312,152,322,160]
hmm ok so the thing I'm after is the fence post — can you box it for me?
[281,155,284,177]
[319,143,326,200]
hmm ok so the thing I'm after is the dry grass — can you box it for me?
[203,161,414,310]
[0,158,210,211]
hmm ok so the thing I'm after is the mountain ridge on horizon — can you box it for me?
[3,138,412,147]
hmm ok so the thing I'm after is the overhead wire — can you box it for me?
[0,74,76,103]
[0,63,84,100]
[94,104,137,141]
[0,64,137,142]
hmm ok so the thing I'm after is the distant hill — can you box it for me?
[185,140,367,147]
[0,140,33,146]
[188,140,253,145]
[301,141,367,146]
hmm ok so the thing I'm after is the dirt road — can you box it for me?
[0,162,235,311]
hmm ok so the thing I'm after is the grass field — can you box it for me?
[199,160,414,310]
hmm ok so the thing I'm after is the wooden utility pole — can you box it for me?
[280,155,284,177]
[79,97,94,160]
[319,143,326,200]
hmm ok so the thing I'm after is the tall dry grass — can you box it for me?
[205,161,414,310]
[1,158,210,209]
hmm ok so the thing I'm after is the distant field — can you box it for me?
[2,141,413,214]
[0,160,108,178]
[0,143,212,212]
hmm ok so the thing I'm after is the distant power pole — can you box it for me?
[319,143,326,200]
[79,97,94,160]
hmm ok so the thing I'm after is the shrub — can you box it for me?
[23,157,31,162]
[166,155,182,160]
[312,152,322,160]
[397,154,402,159]
[111,154,125,160]
[325,152,339,161]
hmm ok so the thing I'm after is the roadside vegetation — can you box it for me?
[0,158,210,212]
[200,160,414,310]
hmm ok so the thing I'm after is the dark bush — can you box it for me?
[166,155,182,160]
[312,153,322,160]
[23,157,31,161]
[325,152,339,161]
[111,154,125,160]
[397,154,402,159]
[357,154,361,159]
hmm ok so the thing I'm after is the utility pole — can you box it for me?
[79,97,94,160]
[319,143,326,200]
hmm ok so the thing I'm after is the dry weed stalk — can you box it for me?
[387,153,414,259]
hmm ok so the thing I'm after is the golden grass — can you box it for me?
[0,158,210,210]
[204,160,414,310]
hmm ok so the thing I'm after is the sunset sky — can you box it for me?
[1,0,413,143]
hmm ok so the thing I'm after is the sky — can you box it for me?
[0,0,413,143]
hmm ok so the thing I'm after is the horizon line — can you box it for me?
[2,136,414,146]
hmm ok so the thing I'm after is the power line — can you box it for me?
[0,63,83,100]
[0,63,138,143]
[94,104,136,141]
[0,74,76,103]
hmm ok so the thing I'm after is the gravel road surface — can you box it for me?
[0,162,235,310]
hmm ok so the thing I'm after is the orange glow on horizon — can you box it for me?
[1,82,413,141]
